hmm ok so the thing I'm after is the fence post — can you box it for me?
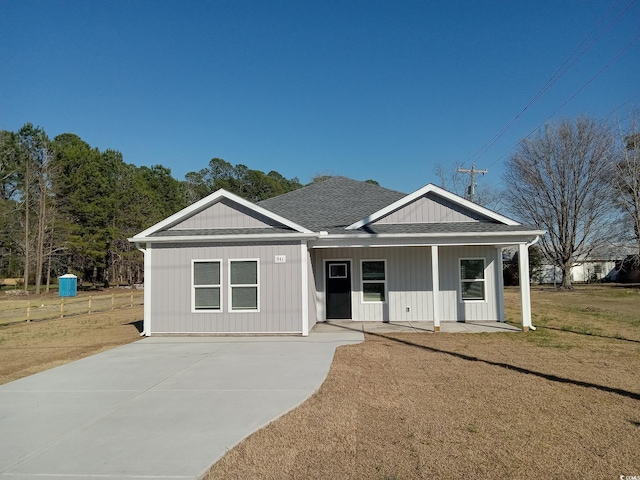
[88,295,92,314]
[27,301,31,322]
[111,292,115,310]
[60,298,64,318]
[130,293,133,308]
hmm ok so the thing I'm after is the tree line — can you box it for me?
[0,125,302,291]
[2,113,638,293]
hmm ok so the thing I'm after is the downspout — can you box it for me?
[134,242,147,337]
[524,236,540,331]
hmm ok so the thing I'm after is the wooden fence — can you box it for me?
[0,291,144,326]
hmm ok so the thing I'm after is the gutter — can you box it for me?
[524,236,541,331]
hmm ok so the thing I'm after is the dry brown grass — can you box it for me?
[0,302,143,385]
[206,285,640,479]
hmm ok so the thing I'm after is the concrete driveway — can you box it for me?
[0,331,363,480]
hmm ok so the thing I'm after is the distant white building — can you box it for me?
[537,244,637,284]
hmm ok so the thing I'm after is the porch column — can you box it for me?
[301,241,309,336]
[142,245,152,336]
[496,246,505,322]
[431,245,440,332]
[518,243,532,331]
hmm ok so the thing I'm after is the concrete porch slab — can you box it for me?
[312,320,521,334]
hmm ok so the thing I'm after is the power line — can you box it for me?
[459,0,637,169]
[474,93,640,196]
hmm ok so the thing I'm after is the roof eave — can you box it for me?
[317,230,545,240]
[128,232,318,244]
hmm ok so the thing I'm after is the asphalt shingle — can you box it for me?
[257,176,406,231]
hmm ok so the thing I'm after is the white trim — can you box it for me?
[495,247,505,322]
[228,259,260,312]
[191,259,223,313]
[143,245,152,336]
[518,243,532,330]
[431,246,440,329]
[459,257,487,303]
[360,259,387,304]
[346,183,520,230]
[129,233,317,243]
[310,235,544,249]
[301,242,309,336]
[316,231,544,241]
[328,263,348,278]
[131,188,313,240]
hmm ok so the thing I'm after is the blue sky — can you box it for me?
[1,0,638,194]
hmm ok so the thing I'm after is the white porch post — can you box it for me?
[431,245,441,332]
[496,246,505,322]
[301,241,309,336]
[143,245,152,336]
[518,243,532,331]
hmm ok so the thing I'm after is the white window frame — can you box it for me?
[360,259,387,304]
[328,262,348,279]
[228,259,260,312]
[459,257,486,302]
[191,259,222,313]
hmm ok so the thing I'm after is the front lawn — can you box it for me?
[205,284,640,479]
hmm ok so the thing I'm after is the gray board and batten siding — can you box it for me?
[373,192,489,224]
[168,197,285,231]
[148,241,304,334]
[313,245,500,323]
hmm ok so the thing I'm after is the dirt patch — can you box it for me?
[0,307,143,385]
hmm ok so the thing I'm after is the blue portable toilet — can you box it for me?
[59,274,78,297]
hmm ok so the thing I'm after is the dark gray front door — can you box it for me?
[326,261,352,319]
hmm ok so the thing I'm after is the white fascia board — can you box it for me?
[345,183,520,229]
[317,230,545,240]
[309,230,545,248]
[132,189,313,240]
[128,233,317,244]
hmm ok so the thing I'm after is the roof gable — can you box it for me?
[373,191,490,224]
[346,184,519,230]
[132,189,312,240]
[168,197,279,230]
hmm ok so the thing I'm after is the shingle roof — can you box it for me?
[257,177,406,231]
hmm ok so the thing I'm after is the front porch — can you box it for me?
[312,320,521,334]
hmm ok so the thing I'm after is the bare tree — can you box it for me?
[613,113,640,257]
[503,117,616,289]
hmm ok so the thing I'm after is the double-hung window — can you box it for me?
[460,258,485,301]
[229,260,259,311]
[192,260,221,311]
[361,260,386,302]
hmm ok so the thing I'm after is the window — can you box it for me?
[229,260,259,311]
[193,261,221,311]
[361,260,386,302]
[329,263,347,278]
[460,258,485,301]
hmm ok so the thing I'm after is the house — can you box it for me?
[537,244,637,284]
[129,177,544,335]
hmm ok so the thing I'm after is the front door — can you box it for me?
[326,261,352,319]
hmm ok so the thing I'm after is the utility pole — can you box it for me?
[457,164,487,202]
